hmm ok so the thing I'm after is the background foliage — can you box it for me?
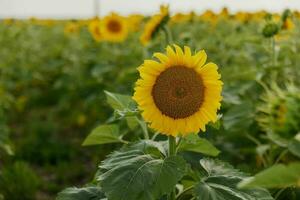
[0,10,300,199]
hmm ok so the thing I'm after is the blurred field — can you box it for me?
[0,9,300,199]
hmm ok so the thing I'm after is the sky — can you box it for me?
[1,0,300,18]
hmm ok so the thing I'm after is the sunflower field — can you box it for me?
[0,6,300,200]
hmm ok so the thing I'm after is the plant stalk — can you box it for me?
[168,136,176,156]
[271,36,276,66]
[168,136,177,200]
[269,36,278,81]
[162,26,173,46]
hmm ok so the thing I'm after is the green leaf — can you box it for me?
[192,158,273,200]
[266,131,289,147]
[104,91,135,110]
[0,119,13,155]
[223,102,254,132]
[288,139,300,158]
[177,134,220,157]
[124,140,167,157]
[98,149,187,200]
[104,91,139,130]
[208,114,222,130]
[82,124,125,146]
[56,187,106,200]
[125,116,139,130]
[238,162,300,188]
[288,134,300,158]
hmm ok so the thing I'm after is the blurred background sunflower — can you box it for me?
[100,13,128,42]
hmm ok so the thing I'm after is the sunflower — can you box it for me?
[140,5,169,46]
[127,14,143,32]
[170,13,193,24]
[133,45,223,136]
[88,19,102,42]
[257,83,300,140]
[100,13,128,42]
[219,7,229,19]
[64,22,80,35]
[3,18,14,25]
[199,10,218,25]
[234,12,250,23]
[282,18,295,30]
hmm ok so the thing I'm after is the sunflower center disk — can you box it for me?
[152,66,204,119]
[107,20,122,33]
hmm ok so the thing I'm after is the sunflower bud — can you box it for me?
[262,23,279,38]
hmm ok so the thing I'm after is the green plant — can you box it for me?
[0,161,39,200]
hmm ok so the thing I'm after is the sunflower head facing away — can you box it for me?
[257,83,300,140]
[100,13,128,42]
[133,45,223,136]
[282,18,295,31]
[88,19,102,42]
[140,5,169,46]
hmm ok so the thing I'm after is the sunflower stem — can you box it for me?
[168,136,177,200]
[176,137,183,153]
[270,36,278,81]
[162,26,173,46]
[270,36,276,66]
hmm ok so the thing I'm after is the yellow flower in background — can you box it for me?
[100,13,129,42]
[294,11,300,19]
[199,10,218,24]
[200,10,215,20]
[88,19,103,42]
[251,10,267,21]
[77,19,90,27]
[133,45,223,136]
[127,14,144,32]
[257,83,300,137]
[274,34,289,42]
[235,12,250,23]
[282,18,295,30]
[41,19,55,26]
[171,13,192,24]
[64,22,80,35]
[26,17,56,26]
[3,18,14,25]
[219,7,229,18]
[29,17,38,24]
[140,5,169,46]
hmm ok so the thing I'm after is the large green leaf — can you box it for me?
[238,162,300,188]
[177,134,220,157]
[98,149,187,200]
[56,187,106,200]
[192,158,273,200]
[82,124,125,146]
